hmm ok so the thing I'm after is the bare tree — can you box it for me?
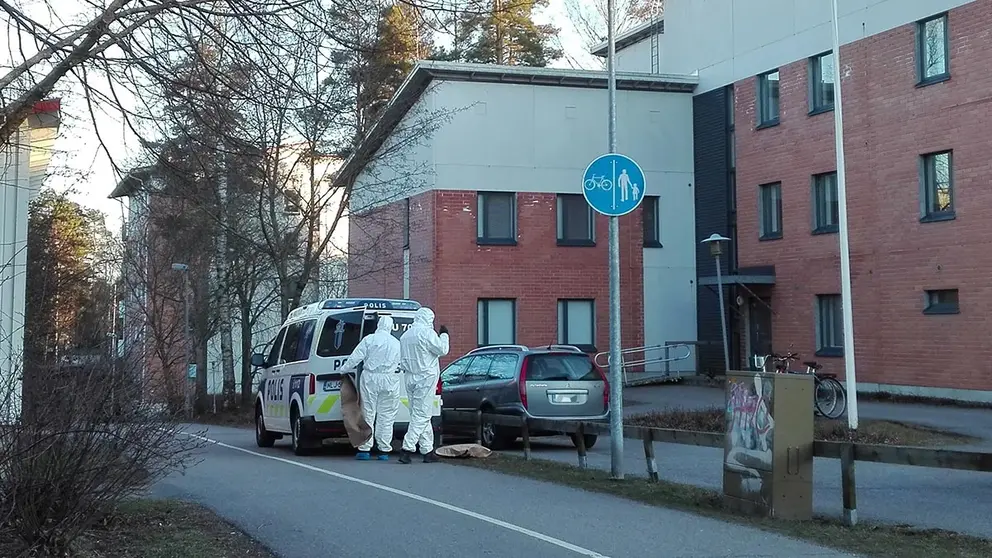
[562,0,659,68]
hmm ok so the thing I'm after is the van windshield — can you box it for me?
[315,311,364,358]
[526,354,600,382]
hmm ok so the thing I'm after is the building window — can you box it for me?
[924,289,959,315]
[916,13,949,85]
[556,194,595,246]
[756,69,780,127]
[557,299,595,352]
[478,299,516,345]
[815,294,843,357]
[477,192,516,244]
[809,52,835,114]
[920,150,953,221]
[811,172,838,234]
[758,182,782,240]
[284,187,302,215]
[403,198,410,249]
[643,195,661,247]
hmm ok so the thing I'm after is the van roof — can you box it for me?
[285,298,422,323]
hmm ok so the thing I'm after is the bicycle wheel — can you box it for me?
[600,179,612,191]
[813,379,838,417]
[819,378,847,420]
[583,179,596,190]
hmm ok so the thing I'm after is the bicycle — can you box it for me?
[767,351,847,420]
[583,175,612,191]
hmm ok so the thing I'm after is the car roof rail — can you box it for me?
[468,344,529,354]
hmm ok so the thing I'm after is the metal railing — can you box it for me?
[594,342,693,386]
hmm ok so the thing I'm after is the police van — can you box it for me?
[251,298,442,455]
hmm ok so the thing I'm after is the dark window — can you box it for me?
[921,150,953,221]
[815,294,843,357]
[812,172,839,234]
[916,13,949,85]
[477,299,516,346]
[477,192,516,244]
[280,322,303,363]
[557,299,595,352]
[758,182,782,240]
[809,52,835,113]
[526,354,600,382]
[295,319,317,361]
[463,353,494,383]
[315,311,364,358]
[557,194,594,245]
[924,289,959,315]
[487,353,519,380]
[643,195,661,247]
[757,70,780,127]
[403,198,410,249]
[266,327,287,366]
[440,357,472,387]
[284,187,302,215]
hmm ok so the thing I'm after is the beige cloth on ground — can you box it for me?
[434,444,493,459]
[340,374,372,447]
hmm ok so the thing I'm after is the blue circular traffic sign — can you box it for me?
[582,153,646,217]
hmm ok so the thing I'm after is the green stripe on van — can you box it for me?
[317,395,340,414]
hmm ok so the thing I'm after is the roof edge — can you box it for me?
[591,19,664,57]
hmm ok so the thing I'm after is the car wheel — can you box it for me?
[291,409,310,456]
[255,407,275,448]
[570,433,598,450]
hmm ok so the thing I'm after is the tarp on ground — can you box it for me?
[340,373,371,447]
[435,444,492,459]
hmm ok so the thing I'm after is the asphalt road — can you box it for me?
[509,384,992,538]
[152,424,849,558]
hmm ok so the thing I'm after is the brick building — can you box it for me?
[602,0,991,400]
[343,62,700,369]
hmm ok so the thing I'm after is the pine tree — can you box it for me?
[434,0,562,66]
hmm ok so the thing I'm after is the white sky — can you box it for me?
[27,0,605,232]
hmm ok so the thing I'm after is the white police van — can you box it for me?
[251,298,442,455]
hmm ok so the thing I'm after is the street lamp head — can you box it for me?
[171,263,189,272]
[700,233,730,257]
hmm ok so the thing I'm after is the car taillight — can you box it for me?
[597,365,609,410]
[519,356,529,409]
[435,376,442,396]
[308,374,316,396]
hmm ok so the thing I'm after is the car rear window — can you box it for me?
[526,354,600,382]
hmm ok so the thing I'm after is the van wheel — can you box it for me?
[290,408,310,456]
[255,406,275,448]
[570,433,598,450]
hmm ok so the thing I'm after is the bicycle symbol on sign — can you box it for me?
[584,174,613,191]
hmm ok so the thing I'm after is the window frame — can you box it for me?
[919,150,955,222]
[756,69,780,128]
[814,294,844,358]
[476,191,517,245]
[477,298,517,347]
[811,172,839,235]
[808,51,835,115]
[643,195,662,248]
[758,182,783,241]
[557,298,596,353]
[556,194,596,246]
[924,289,959,315]
[915,13,950,87]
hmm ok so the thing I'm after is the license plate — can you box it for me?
[551,394,577,404]
[323,380,342,392]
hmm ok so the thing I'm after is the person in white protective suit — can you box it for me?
[398,307,449,464]
[339,315,403,461]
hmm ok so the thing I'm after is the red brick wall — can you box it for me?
[734,0,992,391]
[349,190,646,368]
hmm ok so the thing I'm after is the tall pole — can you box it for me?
[183,270,192,420]
[714,255,730,373]
[830,0,859,430]
[606,0,624,480]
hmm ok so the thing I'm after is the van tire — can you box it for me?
[255,406,276,448]
[570,433,598,450]
[290,406,311,456]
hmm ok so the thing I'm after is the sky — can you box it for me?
[28,0,609,233]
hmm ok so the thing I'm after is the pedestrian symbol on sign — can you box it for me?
[582,153,645,217]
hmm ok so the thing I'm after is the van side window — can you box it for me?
[266,327,287,366]
[316,311,364,357]
[296,319,317,361]
[280,322,303,364]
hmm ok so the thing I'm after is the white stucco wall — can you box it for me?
[616,0,975,92]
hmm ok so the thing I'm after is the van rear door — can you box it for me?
[309,310,366,420]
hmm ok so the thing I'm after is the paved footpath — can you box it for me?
[154,424,850,558]
[511,384,992,539]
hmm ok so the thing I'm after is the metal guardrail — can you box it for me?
[593,342,694,386]
[442,410,992,527]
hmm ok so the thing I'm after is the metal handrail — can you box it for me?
[593,342,692,369]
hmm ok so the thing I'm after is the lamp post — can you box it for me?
[171,263,192,419]
[701,234,731,373]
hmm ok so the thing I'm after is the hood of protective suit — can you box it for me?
[376,315,394,334]
[413,307,435,327]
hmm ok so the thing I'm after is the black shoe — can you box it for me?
[423,451,439,463]
[398,451,413,464]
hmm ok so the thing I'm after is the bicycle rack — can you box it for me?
[594,343,693,386]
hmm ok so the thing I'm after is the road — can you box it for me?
[508,384,992,539]
[152,424,849,558]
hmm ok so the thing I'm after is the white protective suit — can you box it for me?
[399,307,450,455]
[339,315,402,453]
